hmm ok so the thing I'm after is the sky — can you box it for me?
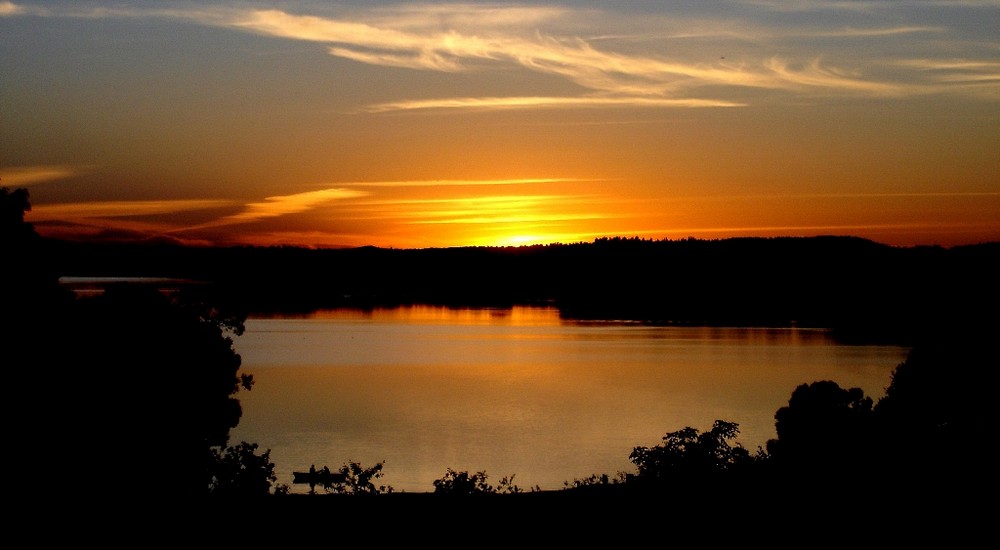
[2,1,998,249]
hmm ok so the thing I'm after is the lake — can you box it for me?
[228,305,909,494]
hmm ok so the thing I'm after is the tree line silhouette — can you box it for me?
[42,228,999,346]
[3,186,996,511]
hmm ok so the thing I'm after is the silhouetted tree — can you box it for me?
[324,461,391,495]
[1,187,36,241]
[208,441,284,497]
[63,284,254,497]
[765,381,875,480]
[872,334,993,489]
[3,188,77,494]
[1,187,71,314]
[2,187,269,497]
[629,420,764,489]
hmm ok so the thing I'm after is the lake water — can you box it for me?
[228,305,909,494]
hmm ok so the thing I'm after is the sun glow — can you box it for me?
[5,2,998,250]
[495,234,548,247]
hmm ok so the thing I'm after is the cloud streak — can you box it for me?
[0,1,23,16]
[897,59,1000,89]
[737,0,1000,12]
[763,58,904,95]
[173,187,369,233]
[810,26,943,37]
[219,4,1000,105]
[344,178,593,187]
[1,165,82,186]
[366,96,746,112]
[6,2,994,109]
[28,199,234,221]
[227,7,899,102]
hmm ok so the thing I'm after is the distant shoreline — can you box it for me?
[43,235,999,346]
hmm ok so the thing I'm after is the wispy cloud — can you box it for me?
[230,8,897,99]
[183,187,369,230]
[764,57,904,95]
[363,4,567,30]
[737,0,1000,12]
[344,178,592,187]
[655,221,1000,239]
[676,191,1000,201]
[28,199,234,221]
[738,0,997,13]
[736,1,884,13]
[403,196,608,225]
[812,26,943,37]
[367,96,746,112]
[220,6,972,104]
[1,165,82,186]
[412,212,606,226]
[809,191,1000,198]
[0,1,23,16]
[5,2,994,109]
[897,58,1000,85]
[25,198,240,246]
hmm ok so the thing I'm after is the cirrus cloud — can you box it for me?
[4,2,996,109]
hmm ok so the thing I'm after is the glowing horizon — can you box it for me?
[2,1,997,249]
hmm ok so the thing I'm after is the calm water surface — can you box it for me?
[229,305,909,493]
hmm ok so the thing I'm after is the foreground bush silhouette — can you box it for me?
[630,419,765,480]
[209,442,286,497]
[621,419,769,498]
[432,469,524,495]
[309,461,395,495]
[335,461,391,495]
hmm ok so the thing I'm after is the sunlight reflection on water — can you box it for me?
[230,305,909,494]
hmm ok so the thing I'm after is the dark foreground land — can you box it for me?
[205,480,986,543]
[5,188,994,542]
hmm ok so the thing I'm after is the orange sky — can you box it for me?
[2,1,998,249]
